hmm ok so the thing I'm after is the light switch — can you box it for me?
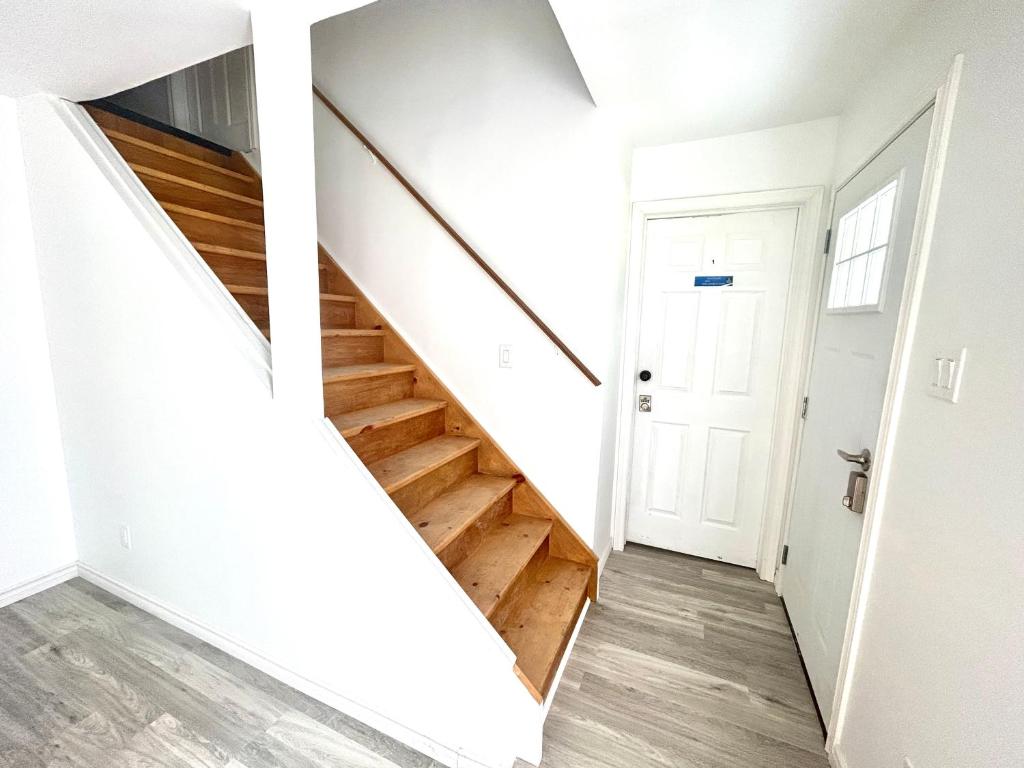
[928,347,966,403]
[498,344,512,369]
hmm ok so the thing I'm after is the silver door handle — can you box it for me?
[837,448,872,472]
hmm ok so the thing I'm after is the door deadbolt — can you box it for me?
[842,471,868,514]
[638,394,652,412]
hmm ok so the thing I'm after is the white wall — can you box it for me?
[18,95,540,768]
[631,116,839,202]
[0,96,77,601]
[311,0,630,556]
[831,1,1024,766]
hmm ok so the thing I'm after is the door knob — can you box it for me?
[837,448,872,472]
[639,370,652,382]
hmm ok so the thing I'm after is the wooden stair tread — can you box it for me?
[331,398,446,438]
[224,285,355,303]
[322,363,417,384]
[261,327,377,338]
[321,328,383,337]
[162,203,264,231]
[497,556,591,701]
[407,474,518,554]
[194,243,266,261]
[103,128,257,182]
[130,164,263,206]
[452,514,552,619]
[197,244,328,275]
[367,435,480,494]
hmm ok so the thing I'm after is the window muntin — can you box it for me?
[827,179,899,311]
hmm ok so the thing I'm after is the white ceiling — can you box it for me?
[549,0,930,147]
[0,0,376,101]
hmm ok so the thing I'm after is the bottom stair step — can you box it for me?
[496,556,591,702]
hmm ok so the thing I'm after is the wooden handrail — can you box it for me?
[312,86,601,387]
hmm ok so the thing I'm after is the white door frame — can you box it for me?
[610,185,828,581]
[824,54,963,756]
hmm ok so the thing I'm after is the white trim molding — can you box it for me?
[0,564,78,609]
[825,53,963,753]
[610,186,828,582]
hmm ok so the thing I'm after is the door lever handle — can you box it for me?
[837,448,872,472]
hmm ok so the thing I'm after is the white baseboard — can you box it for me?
[77,563,493,768]
[0,563,78,608]
[830,742,848,768]
[598,540,614,575]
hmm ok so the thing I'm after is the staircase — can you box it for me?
[85,104,596,703]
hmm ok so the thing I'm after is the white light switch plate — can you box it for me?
[498,344,512,368]
[119,524,132,550]
[928,347,966,403]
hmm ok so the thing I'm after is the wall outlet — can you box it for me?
[498,344,513,368]
[119,524,132,550]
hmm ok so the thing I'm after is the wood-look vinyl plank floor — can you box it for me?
[0,579,439,768]
[0,547,825,768]
[516,545,828,768]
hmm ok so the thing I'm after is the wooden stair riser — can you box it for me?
[324,371,414,414]
[168,209,265,253]
[200,252,268,290]
[389,449,477,516]
[322,333,384,368]
[346,409,445,465]
[436,491,513,571]
[141,174,264,225]
[108,138,261,197]
[322,300,356,329]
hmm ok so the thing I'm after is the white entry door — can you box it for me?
[782,107,934,723]
[627,208,799,566]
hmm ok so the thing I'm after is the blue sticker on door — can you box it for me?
[694,275,734,287]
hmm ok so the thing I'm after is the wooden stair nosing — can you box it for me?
[261,327,382,341]
[451,514,552,619]
[131,163,264,206]
[104,128,257,183]
[330,398,446,438]
[225,285,356,303]
[407,473,518,555]
[162,203,265,232]
[322,363,417,385]
[367,435,481,495]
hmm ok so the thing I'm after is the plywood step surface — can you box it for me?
[496,556,591,701]
[367,435,480,494]
[322,363,417,384]
[331,398,446,438]
[452,514,552,618]
[407,474,518,554]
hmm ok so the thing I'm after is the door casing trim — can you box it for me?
[824,53,963,754]
[610,185,827,581]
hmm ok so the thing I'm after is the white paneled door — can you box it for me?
[781,107,933,723]
[627,209,799,566]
